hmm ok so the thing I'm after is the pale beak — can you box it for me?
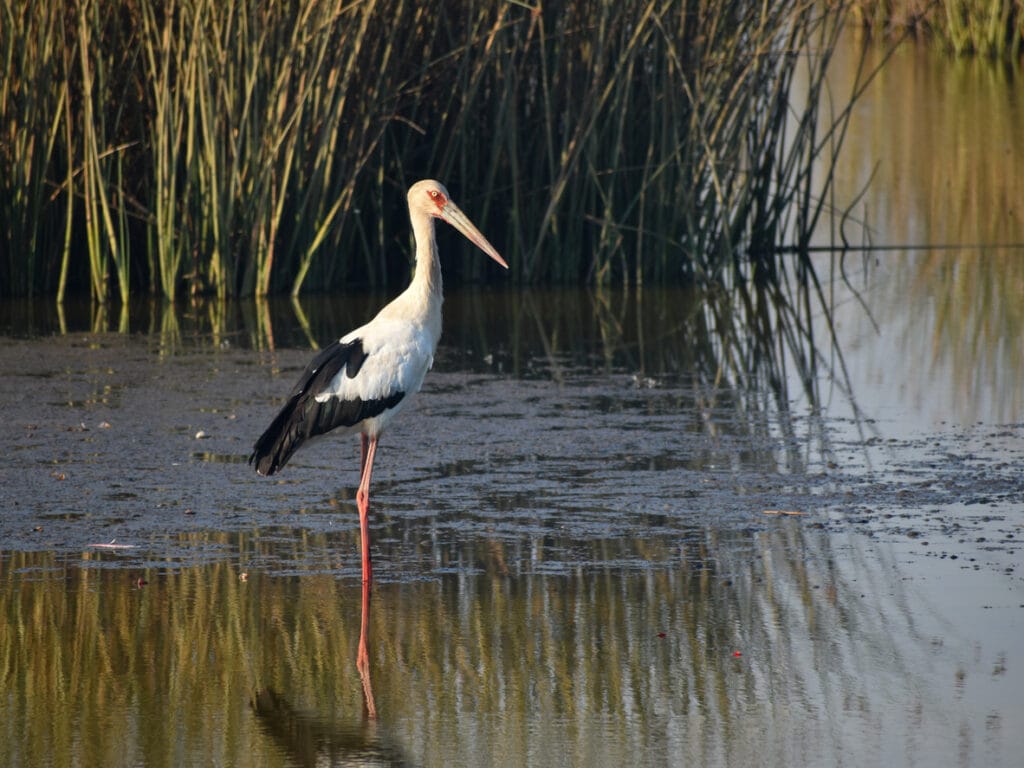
[440,200,509,269]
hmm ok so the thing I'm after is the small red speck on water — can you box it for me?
[733,651,742,657]
[657,632,667,639]
[137,578,147,588]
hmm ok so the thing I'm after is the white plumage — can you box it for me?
[250,179,507,583]
[314,316,436,437]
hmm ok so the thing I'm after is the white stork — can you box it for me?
[249,179,508,583]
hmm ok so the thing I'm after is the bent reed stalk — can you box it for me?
[1,0,858,300]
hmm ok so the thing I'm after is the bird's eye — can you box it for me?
[430,191,438,198]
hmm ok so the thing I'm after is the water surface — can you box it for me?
[2,32,1024,768]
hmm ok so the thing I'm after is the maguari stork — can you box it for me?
[249,180,508,583]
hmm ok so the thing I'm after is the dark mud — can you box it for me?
[1,332,1020,580]
[1,309,1022,767]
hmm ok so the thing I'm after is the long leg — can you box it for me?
[356,434,378,583]
[356,576,377,718]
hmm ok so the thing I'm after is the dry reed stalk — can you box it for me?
[1,0,868,298]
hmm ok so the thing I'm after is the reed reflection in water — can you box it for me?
[2,520,1017,767]
[824,31,1024,252]
[1,252,1022,767]
[802,252,1024,429]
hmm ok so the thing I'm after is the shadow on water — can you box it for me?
[251,688,405,767]
[252,582,388,764]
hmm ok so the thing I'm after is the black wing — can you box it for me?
[249,339,403,476]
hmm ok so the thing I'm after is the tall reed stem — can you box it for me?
[1,0,867,298]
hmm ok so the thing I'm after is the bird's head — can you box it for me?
[408,179,508,269]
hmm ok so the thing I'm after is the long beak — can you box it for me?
[440,200,509,269]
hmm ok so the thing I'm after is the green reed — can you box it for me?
[0,2,67,296]
[2,0,860,299]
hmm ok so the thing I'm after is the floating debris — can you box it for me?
[88,539,136,549]
[629,374,658,389]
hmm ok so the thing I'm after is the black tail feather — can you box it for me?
[249,341,353,475]
[249,394,306,475]
[249,338,404,475]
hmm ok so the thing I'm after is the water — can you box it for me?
[2,35,1024,768]
[2,267,1021,767]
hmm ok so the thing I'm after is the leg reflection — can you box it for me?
[357,576,377,718]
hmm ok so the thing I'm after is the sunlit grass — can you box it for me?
[1,0,858,300]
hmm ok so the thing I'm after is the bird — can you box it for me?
[249,179,508,583]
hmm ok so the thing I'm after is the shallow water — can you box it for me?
[2,255,1022,767]
[3,33,1024,768]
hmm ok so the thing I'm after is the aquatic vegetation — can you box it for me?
[1,0,859,299]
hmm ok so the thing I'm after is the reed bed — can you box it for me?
[2,0,857,299]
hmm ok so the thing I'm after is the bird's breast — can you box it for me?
[322,319,435,406]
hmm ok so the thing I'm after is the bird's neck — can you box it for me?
[411,215,443,300]
[400,212,443,341]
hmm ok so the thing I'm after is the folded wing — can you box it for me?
[249,338,405,476]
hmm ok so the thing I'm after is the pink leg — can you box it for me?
[356,434,378,584]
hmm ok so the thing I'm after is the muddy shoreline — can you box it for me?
[2,333,1019,583]
[2,319,1022,768]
